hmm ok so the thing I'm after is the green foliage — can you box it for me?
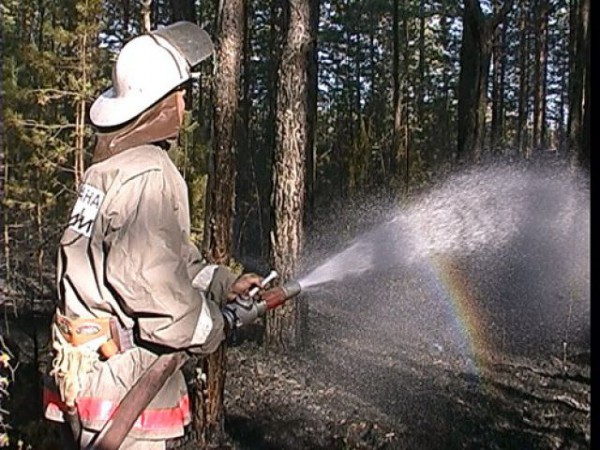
[313,0,463,200]
[0,339,16,448]
[3,0,108,310]
[168,111,211,243]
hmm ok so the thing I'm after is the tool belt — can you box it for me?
[53,311,135,359]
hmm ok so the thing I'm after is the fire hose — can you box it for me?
[85,271,301,450]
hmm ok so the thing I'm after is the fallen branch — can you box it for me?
[552,394,590,413]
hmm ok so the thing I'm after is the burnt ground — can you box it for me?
[217,306,590,450]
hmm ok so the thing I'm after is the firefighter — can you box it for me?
[43,22,262,449]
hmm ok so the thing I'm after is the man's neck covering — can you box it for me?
[92,90,184,163]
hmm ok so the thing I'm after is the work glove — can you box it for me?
[222,273,264,333]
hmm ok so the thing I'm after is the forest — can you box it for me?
[0,0,590,449]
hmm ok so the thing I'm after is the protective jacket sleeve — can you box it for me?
[103,165,227,354]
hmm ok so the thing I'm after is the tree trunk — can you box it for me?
[417,0,425,122]
[439,2,453,164]
[74,26,88,186]
[532,0,549,153]
[568,0,589,169]
[490,0,507,155]
[265,0,310,350]
[558,47,567,152]
[122,0,131,43]
[457,0,491,163]
[340,0,354,197]
[457,0,513,163]
[516,0,529,157]
[305,0,319,222]
[567,0,577,148]
[170,0,195,21]
[262,2,282,260]
[203,0,243,266]
[234,0,253,259]
[349,4,365,193]
[141,0,152,32]
[1,144,8,296]
[198,0,244,446]
[392,0,410,190]
[391,0,400,181]
[196,5,208,141]
[581,0,590,169]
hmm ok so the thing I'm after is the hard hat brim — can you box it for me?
[90,82,178,128]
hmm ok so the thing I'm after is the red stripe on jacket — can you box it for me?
[43,387,191,431]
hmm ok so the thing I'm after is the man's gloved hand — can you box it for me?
[222,273,264,333]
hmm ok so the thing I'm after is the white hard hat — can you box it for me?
[90,22,214,128]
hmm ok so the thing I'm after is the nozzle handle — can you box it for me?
[248,270,278,298]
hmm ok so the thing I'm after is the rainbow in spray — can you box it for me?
[424,256,496,376]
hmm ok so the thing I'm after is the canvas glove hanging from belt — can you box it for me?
[50,309,134,408]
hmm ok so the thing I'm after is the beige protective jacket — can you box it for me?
[44,144,235,439]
